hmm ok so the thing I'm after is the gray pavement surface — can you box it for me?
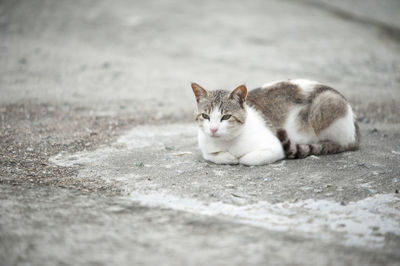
[1,0,400,265]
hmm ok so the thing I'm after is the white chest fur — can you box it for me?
[198,106,285,165]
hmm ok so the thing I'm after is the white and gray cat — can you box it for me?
[191,79,360,166]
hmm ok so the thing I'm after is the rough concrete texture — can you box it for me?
[0,0,399,265]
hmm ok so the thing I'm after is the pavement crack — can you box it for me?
[290,0,400,42]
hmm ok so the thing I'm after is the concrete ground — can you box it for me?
[1,0,399,265]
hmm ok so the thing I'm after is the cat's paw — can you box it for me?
[203,151,239,165]
[239,150,284,166]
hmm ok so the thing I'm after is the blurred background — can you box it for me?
[1,0,399,118]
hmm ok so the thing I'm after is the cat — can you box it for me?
[191,79,360,166]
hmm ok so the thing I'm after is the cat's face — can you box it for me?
[191,83,247,140]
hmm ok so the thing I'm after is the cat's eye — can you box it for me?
[221,114,231,121]
[201,113,210,120]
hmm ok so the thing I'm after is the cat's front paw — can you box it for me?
[239,150,284,166]
[203,151,239,165]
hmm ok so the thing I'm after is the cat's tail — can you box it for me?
[276,126,360,159]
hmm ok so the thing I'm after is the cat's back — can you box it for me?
[246,79,346,129]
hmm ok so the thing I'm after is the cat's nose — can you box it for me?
[210,128,218,134]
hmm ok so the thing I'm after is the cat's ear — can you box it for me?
[191,82,209,102]
[229,85,247,106]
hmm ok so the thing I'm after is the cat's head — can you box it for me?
[191,83,247,139]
